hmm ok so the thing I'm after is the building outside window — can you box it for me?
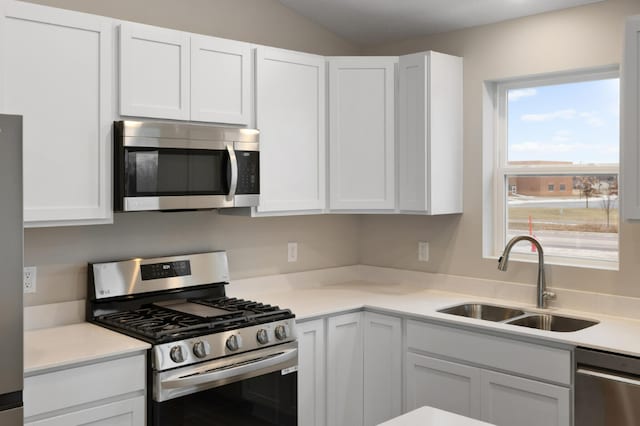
[488,67,619,269]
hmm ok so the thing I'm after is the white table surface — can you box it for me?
[378,406,494,426]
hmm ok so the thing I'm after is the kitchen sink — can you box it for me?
[438,303,525,322]
[507,314,598,332]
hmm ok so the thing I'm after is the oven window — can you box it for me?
[152,371,297,426]
[125,148,228,196]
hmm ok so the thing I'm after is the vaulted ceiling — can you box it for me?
[277,0,605,45]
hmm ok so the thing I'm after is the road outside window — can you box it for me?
[495,71,619,267]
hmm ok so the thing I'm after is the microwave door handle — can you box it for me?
[226,145,238,201]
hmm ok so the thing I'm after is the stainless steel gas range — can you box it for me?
[87,251,298,426]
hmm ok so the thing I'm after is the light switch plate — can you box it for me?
[418,242,429,262]
[288,242,298,262]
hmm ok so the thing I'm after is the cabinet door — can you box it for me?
[327,312,364,426]
[191,35,251,124]
[25,395,145,426]
[297,319,326,426]
[120,22,189,120]
[256,47,326,213]
[2,1,112,226]
[329,57,396,211]
[622,16,640,220]
[480,370,570,426]
[363,312,402,426]
[398,51,463,215]
[405,353,482,419]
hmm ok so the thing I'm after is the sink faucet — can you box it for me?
[497,235,556,309]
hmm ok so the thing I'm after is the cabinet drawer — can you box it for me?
[25,355,145,418]
[406,320,571,385]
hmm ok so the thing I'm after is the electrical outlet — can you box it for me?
[24,266,37,293]
[287,242,298,262]
[418,242,429,262]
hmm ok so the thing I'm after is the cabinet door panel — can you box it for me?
[329,58,396,210]
[256,48,325,212]
[25,395,145,426]
[120,23,189,120]
[405,353,481,419]
[363,312,402,426]
[3,1,112,225]
[297,319,326,426]
[481,370,570,426]
[327,312,363,426]
[191,35,250,124]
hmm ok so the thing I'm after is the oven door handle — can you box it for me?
[226,145,238,201]
[162,347,297,390]
[576,367,640,387]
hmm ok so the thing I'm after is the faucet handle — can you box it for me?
[543,291,556,300]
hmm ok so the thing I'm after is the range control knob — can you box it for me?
[169,345,185,363]
[256,328,269,344]
[226,335,240,351]
[193,341,211,359]
[275,325,287,341]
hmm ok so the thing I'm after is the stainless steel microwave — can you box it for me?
[114,120,259,212]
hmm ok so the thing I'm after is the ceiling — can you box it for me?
[277,0,605,45]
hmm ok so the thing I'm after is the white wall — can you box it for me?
[361,0,640,298]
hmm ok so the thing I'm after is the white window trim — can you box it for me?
[484,65,620,271]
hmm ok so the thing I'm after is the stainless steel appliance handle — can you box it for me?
[227,145,238,200]
[577,367,640,387]
[162,347,297,390]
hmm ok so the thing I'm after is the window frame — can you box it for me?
[491,66,620,270]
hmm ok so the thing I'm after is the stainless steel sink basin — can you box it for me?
[507,314,598,332]
[438,303,525,322]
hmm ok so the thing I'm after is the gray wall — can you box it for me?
[25,212,360,305]
[23,0,359,56]
[361,0,640,298]
[21,0,361,306]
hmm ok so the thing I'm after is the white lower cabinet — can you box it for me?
[405,353,481,418]
[24,354,146,426]
[25,396,145,426]
[363,312,402,426]
[405,320,572,426]
[298,311,402,426]
[327,312,364,426]
[480,370,570,426]
[298,319,326,426]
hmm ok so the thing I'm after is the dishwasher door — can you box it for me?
[575,348,640,426]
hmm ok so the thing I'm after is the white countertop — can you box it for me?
[24,270,640,375]
[227,279,640,357]
[378,406,494,426]
[24,323,150,375]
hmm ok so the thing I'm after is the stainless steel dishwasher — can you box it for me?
[575,347,640,425]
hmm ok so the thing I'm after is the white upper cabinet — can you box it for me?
[398,51,463,215]
[255,47,326,213]
[622,15,640,220]
[119,22,251,125]
[2,1,113,226]
[120,22,190,120]
[191,35,251,124]
[329,57,397,211]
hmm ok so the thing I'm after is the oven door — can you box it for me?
[152,342,297,426]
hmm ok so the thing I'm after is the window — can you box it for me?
[488,67,619,269]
